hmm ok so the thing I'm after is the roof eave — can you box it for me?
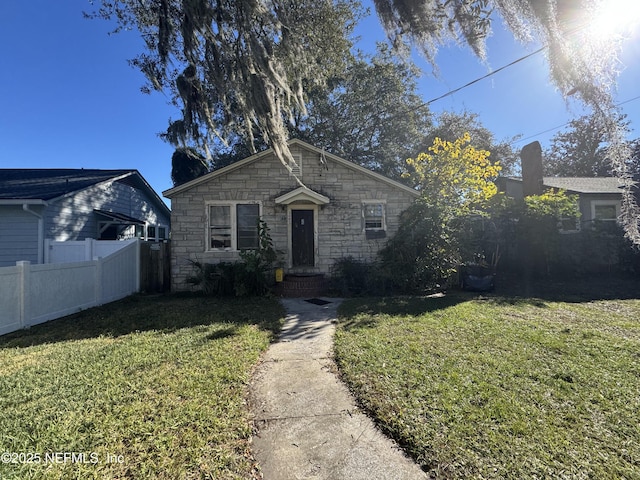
[163,149,275,198]
[0,199,48,206]
[46,170,171,216]
[163,139,421,199]
[288,139,420,197]
[126,170,172,216]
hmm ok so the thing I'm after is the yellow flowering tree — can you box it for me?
[403,132,502,213]
[378,133,503,292]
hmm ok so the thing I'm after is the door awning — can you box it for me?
[275,186,330,205]
[94,209,145,225]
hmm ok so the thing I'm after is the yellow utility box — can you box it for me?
[275,268,284,283]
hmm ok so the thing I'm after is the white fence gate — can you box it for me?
[0,240,140,336]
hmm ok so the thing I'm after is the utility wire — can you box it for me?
[390,46,546,122]
[422,46,546,108]
[413,20,606,114]
[510,94,640,145]
[379,20,637,147]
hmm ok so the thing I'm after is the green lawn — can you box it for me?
[0,294,283,480]
[335,291,640,479]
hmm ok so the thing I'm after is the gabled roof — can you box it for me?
[0,169,134,200]
[275,186,331,205]
[503,176,623,195]
[163,139,420,198]
[541,177,622,194]
[0,169,171,217]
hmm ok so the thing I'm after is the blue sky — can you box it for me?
[1,0,639,206]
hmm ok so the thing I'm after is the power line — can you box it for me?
[510,94,640,145]
[423,46,546,107]
[416,20,604,112]
[393,46,546,121]
[380,20,638,147]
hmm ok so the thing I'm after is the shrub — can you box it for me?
[186,219,280,296]
[185,260,240,296]
[330,257,389,296]
[378,200,461,293]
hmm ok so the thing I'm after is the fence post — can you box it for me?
[95,258,103,305]
[135,239,141,292]
[85,238,94,261]
[44,239,51,263]
[17,261,31,328]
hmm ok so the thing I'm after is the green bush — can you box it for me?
[186,219,280,296]
[378,200,461,293]
[185,260,240,295]
[330,257,389,296]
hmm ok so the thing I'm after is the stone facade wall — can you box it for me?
[168,144,417,291]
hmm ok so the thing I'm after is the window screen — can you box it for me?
[210,205,231,248]
[364,203,384,230]
[594,204,617,221]
[236,204,260,250]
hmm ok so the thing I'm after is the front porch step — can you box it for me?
[274,274,327,297]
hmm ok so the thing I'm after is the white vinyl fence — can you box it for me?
[44,238,136,264]
[0,240,140,336]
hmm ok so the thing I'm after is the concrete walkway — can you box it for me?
[250,298,427,480]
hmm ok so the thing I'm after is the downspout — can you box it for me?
[23,203,44,264]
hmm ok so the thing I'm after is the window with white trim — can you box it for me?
[591,200,620,222]
[210,205,232,248]
[236,204,260,250]
[142,224,169,241]
[208,202,261,250]
[362,201,386,232]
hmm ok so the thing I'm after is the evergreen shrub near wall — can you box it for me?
[186,220,280,296]
[551,225,640,277]
[331,202,463,296]
[330,257,389,296]
[337,189,640,297]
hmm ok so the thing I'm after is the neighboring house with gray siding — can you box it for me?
[500,176,624,229]
[163,139,419,291]
[0,169,170,267]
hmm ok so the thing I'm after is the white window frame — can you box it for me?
[205,201,262,251]
[590,200,620,223]
[143,223,169,242]
[362,200,387,232]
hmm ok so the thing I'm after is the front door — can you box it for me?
[292,209,314,267]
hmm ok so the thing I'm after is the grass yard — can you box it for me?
[335,289,640,479]
[0,294,283,480]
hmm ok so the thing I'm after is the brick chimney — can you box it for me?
[520,141,544,197]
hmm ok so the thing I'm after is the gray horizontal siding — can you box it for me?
[44,181,170,241]
[0,206,39,266]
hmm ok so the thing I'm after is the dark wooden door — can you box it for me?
[292,210,314,267]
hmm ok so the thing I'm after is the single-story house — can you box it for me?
[498,141,625,231]
[0,169,171,267]
[499,176,623,229]
[163,139,419,291]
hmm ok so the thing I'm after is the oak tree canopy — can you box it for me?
[90,0,639,243]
